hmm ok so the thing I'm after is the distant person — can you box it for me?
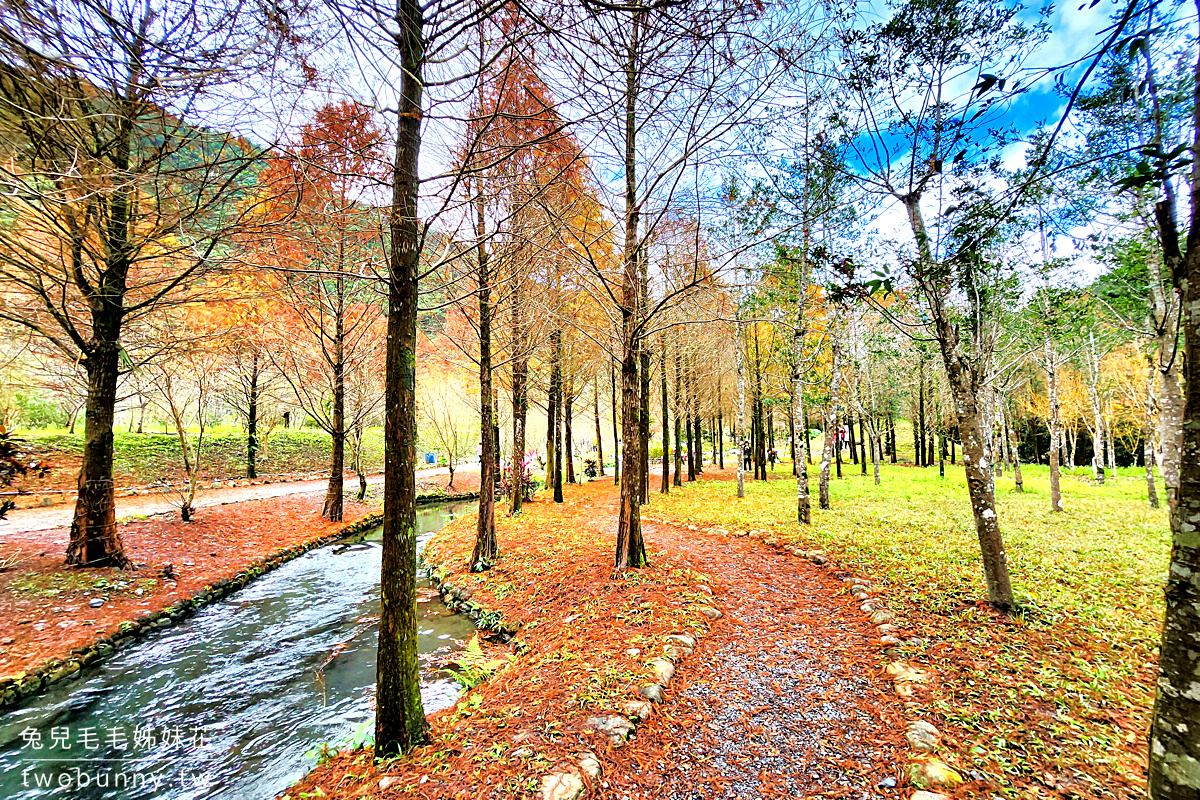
[742,440,751,471]
[768,448,777,471]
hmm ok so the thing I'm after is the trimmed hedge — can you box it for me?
[21,429,385,486]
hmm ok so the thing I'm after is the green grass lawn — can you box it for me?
[643,460,1166,797]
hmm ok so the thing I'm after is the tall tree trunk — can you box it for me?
[860,414,868,474]
[847,414,858,464]
[789,402,798,477]
[639,354,650,499]
[1146,355,1160,509]
[819,340,841,510]
[694,409,703,474]
[323,277,346,523]
[1148,147,1200,796]
[903,196,1014,611]
[1008,415,1024,493]
[793,322,811,523]
[1088,332,1106,485]
[611,360,620,486]
[735,319,746,499]
[717,384,724,470]
[1046,338,1064,513]
[594,373,605,478]
[67,342,129,568]
[835,408,843,479]
[247,352,259,479]
[552,329,564,503]
[565,377,576,485]
[614,15,646,571]
[889,414,897,463]
[685,380,695,481]
[547,361,558,488]
[510,287,528,515]
[660,334,669,494]
[471,181,497,569]
[376,0,427,754]
[673,340,683,487]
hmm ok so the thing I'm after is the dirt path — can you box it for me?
[629,521,905,797]
[0,463,478,536]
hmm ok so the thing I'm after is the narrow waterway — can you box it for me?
[0,502,476,800]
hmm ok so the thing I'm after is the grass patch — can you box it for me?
[642,462,1164,798]
[10,571,158,598]
[19,429,386,485]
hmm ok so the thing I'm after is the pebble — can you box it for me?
[639,684,665,703]
[648,658,675,684]
[626,648,641,658]
[701,607,723,620]
[905,720,940,752]
[666,634,696,649]
[379,775,401,790]
[907,759,964,790]
[584,714,634,745]
[576,751,601,779]
[90,598,104,608]
[878,777,898,789]
[540,771,584,800]
[620,699,653,720]
[910,793,951,800]
[870,610,893,624]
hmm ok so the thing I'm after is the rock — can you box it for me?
[695,584,713,596]
[1,637,14,645]
[853,592,869,601]
[666,634,696,649]
[711,529,728,536]
[663,645,691,661]
[909,792,951,800]
[626,648,641,659]
[639,684,665,703]
[907,759,964,790]
[620,699,654,720]
[884,661,929,683]
[877,776,898,789]
[880,635,900,646]
[648,658,675,684]
[584,714,634,745]
[861,601,877,613]
[700,607,723,620]
[876,624,895,635]
[540,771,585,800]
[39,496,55,507]
[134,588,145,597]
[870,610,893,624]
[894,682,915,699]
[905,720,940,752]
[809,553,828,564]
[576,752,602,779]
[734,530,748,537]
[90,598,105,608]
[379,776,402,790]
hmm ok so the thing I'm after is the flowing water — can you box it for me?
[0,502,476,800]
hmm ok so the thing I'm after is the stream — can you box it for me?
[0,502,476,800]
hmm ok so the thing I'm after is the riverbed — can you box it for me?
[0,502,475,800]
